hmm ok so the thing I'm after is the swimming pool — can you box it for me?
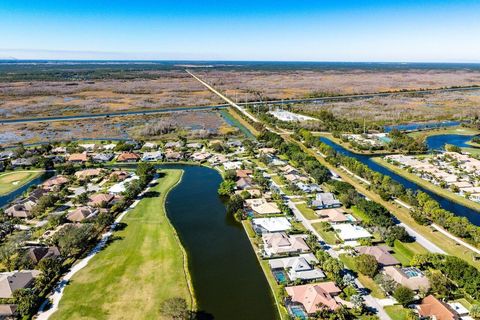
[272,270,288,284]
[403,267,423,278]
[289,305,308,319]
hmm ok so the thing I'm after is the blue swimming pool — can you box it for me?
[272,270,288,284]
[290,305,308,319]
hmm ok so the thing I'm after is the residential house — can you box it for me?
[11,157,37,168]
[102,143,117,151]
[252,217,291,234]
[164,150,183,161]
[110,170,130,181]
[418,295,460,320]
[208,154,228,166]
[236,177,254,190]
[316,208,351,224]
[356,246,400,266]
[92,153,114,162]
[0,271,40,298]
[236,169,253,179]
[88,193,116,207]
[191,151,211,162]
[258,147,276,155]
[68,153,88,163]
[383,266,430,291]
[51,146,67,154]
[223,161,243,170]
[108,175,139,194]
[143,142,158,149]
[286,282,342,313]
[75,168,102,180]
[116,152,140,163]
[0,151,14,161]
[5,188,48,218]
[142,151,163,162]
[42,176,69,190]
[186,142,203,149]
[0,304,17,318]
[333,224,372,242]
[79,143,96,151]
[262,232,310,257]
[66,206,98,222]
[245,198,281,215]
[28,246,61,264]
[269,253,325,282]
[296,182,322,194]
[311,193,342,209]
[164,141,184,149]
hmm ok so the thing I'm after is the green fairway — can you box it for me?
[0,170,43,195]
[51,169,192,320]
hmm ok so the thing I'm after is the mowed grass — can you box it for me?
[392,240,429,266]
[295,203,318,220]
[384,305,410,320]
[0,170,43,195]
[51,169,192,320]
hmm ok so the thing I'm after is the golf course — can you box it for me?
[0,170,44,195]
[51,169,193,320]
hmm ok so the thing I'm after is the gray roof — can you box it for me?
[0,271,36,299]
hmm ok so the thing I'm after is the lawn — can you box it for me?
[349,206,371,223]
[51,169,192,320]
[311,222,338,245]
[339,254,385,299]
[295,203,318,220]
[384,305,410,320]
[392,240,429,266]
[242,221,289,320]
[0,170,43,195]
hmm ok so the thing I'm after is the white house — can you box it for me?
[268,253,325,281]
[142,151,163,162]
[252,217,291,234]
[333,224,372,241]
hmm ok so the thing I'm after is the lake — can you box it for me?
[161,164,278,320]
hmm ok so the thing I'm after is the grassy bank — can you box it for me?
[51,169,193,320]
[0,170,43,195]
[372,157,480,212]
[242,221,288,320]
[408,126,480,138]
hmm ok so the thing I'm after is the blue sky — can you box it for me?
[0,0,479,61]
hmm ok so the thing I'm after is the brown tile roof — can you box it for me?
[418,295,460,320]
[0,271,37,299]
[116,152,140,162]
[68,153,88,162]
[356,246,400,266]
[42,176,69,188]
[88,193,115,207]
[236,169,253,178]
[67,206,97,222]
[286,282,341,313]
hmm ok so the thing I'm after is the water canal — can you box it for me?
[161,164,278,320]
[319,137,480,226]
[0,171,54,207]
